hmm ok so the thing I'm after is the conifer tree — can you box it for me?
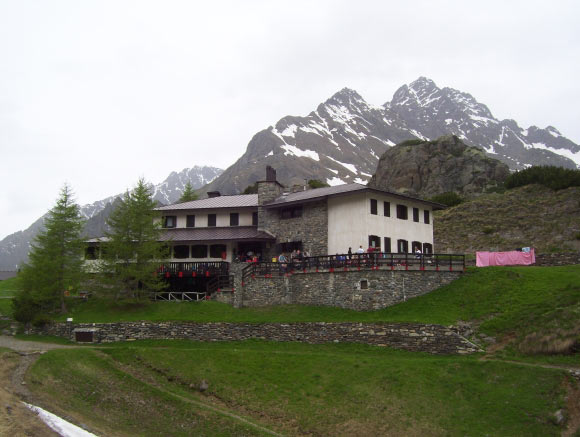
[179,181,198,202]
[14,184,85,320]
[97,178,168,299]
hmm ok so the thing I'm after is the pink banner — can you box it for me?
[476,249,535,267]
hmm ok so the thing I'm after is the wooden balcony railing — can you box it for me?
[242,252,465,282]
[158,261,229,277]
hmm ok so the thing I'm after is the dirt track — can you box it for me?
[0,335,76,437]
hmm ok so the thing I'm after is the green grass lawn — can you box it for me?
[0,277,17,317]
[27,340,569,437]
[0,276,18,297]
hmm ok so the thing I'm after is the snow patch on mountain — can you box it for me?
[327,156,358,174]
[281,145,320,161]
[326,176,346,186]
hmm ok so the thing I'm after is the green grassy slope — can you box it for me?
[28,342,568,437]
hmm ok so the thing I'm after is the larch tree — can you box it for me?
[14,184,85,320]
[179,181,199,203]
[97,178,169,300]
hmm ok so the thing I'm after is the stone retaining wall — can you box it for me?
[30,321,481,354]
[534,252,580,266]
[240,269,462,311]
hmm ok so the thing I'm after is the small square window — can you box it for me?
[230,213,239,226]
[208,214,216,227]
[396,205,408,220]
[186,215,195,228]
[163,216,177,228]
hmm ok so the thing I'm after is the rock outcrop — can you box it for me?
[368,135,510,199]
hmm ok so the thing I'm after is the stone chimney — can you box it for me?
[257,166,284,206]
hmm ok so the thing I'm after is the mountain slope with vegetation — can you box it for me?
[434,184,580,253]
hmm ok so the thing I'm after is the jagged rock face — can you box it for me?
[368,135,510,198]
[387,77,579,170]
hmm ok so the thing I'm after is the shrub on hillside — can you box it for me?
[429,192,464,207]
[505,165,580,191]
[308,179,330,189]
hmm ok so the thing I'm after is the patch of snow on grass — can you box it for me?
[265,151,274,157]
[360,172,372,177]
[281,145,320,161]
[24,403,98,437]
[354,177,367,184]
[445,118,453,125]
[327,168,338,174]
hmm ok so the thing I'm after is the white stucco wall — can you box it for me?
[327,192,434,254]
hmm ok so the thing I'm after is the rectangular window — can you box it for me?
[370,199,377,215]
[163,215,177,228]
[252,211,258,226]
[412,241,422,253]
[207,214,216,227]
[191,245,208,258]
[396,205,408,220]
[280,206,303,219]
[383,201,390,217]
[384,237,391,253]
[424,210,430,224]
[173,245,190,259]
[210,244,227,258]
[397,239,409,253]
[413,207,419,222]
[230,212,239,226]
[186,215,195,228]
[423,243,433,254]
[368,235,381,250]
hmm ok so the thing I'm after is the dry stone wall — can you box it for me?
[240,269,461,311]
[30,321,481,354]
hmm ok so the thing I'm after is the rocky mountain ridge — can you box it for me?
[198,77,579,197]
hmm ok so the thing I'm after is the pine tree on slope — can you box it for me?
[14,184,85,319]
[179,181,199,203]
[97,178,168,300]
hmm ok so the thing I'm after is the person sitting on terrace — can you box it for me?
[278,252,288,273]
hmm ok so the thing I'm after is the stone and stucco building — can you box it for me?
[156,166,443,264]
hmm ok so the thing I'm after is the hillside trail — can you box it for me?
[0,335,78,436]
[0,336,285,436]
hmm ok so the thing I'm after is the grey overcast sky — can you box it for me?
[1,0,579,240]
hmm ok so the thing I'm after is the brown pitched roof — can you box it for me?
[264,183,445,209]
[159,226,275,242]
[156,194,258,211]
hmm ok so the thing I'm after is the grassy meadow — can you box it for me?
[28,341,570,437]
[10,265,580,435]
